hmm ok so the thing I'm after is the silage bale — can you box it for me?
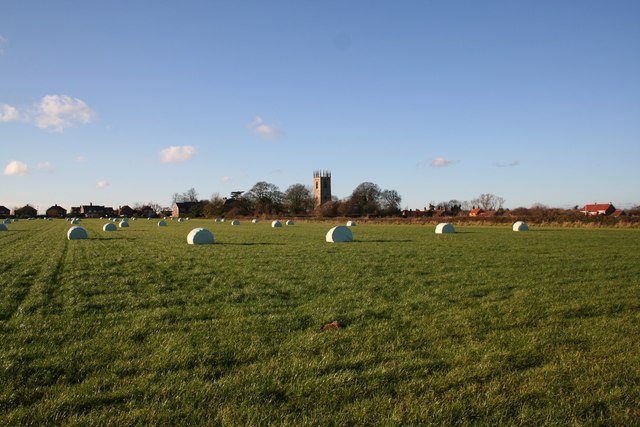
[158,220,167,227]
[346,220,357,227]
[67,226,88,240]
[231,220,240,226]
[271,220,282,228]
[0,223,7,231]
[512,221,529,231]
[119,220,129,228]
[187,228,215,245]
[103,223,117,232]
[252,219,259,223]
[326,225,353,243]
[286,220,295,226]
[435,223,455,234]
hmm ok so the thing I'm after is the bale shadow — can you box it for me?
[218,242,286,246]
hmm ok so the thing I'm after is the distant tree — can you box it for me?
[245,181,283,215]
[171,188,199,204]
[472,193,505,211]
[380,189,402,215]
[284,184,313,214]
[184,187,199,202]
[347,182,382,216]
[202,193,225,218]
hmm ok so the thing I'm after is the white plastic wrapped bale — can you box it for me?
[512,221,529,231]
[187,228,215,245]
[67,226,88,240]
[252,219,259,223]
[103,223,117,232]
[13,218,18,223]
[346,220,357,227]
[435,223,455,234]
[119,221,129,228]
[178,218,184,222]
[158,220,167,227]
[3,218,11,224]
[326,225,353,243]
[271,220,282,228]
[0,223,7,231]
[231,220,240,226]
[71,218,80,225]
[286,220,295,226]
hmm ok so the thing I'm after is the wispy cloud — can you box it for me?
[37,161,54,172]
[431,157,455,168]
[0,104,20,122]
[221,176,231,184]
[76,155,86,162]
[3,160,29,176]
[96,180,109,189]
[495,160,520,168]
[247,116,284,140]
[160,145,197,163]
[0,35,7,55]
[35,95,95,132]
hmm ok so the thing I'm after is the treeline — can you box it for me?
[172,181,402,218]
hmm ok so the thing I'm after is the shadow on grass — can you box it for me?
[219,242,287,246]
[354,239,414,243]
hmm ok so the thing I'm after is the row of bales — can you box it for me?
[4,219,530,237]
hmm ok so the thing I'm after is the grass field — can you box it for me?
[1,218,639,425]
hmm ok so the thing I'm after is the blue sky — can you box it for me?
[1,1,639,213]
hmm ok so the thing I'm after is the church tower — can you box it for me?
[313,170,332,208]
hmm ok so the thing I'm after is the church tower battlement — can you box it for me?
[313,170,332,208]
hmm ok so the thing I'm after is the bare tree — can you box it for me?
[473,193,505,211]
[284,184,313,214]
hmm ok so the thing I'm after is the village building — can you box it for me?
[118,205,134,217]
[46,204,67,218]
[581,203,616,216]
[172,201,205,218]
[13,204,38,218]
[611,209,626,218]
[0,205,10,217]
[135,205,157,218]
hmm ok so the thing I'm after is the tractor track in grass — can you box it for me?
[3,221,70,320]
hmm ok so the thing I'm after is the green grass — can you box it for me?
[1,219,639,425]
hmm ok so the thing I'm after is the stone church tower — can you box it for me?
[313,170,332,208]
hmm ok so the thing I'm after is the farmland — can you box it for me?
[1,219,639,425]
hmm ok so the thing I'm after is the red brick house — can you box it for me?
[172,201,205,218]
[46,204,67,218]
[581,203,616,216]
[118,205,134,217]
[13,204,38,218]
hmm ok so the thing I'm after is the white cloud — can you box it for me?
[247,116,284,140]
[96,180,109,189]
[76,155,86,162]
[0,35,6,54]
[35,95,95,132]
[160,145,197,163]
[221,176,231,183]
[431,157,454,168]
[4,160,29,176]
[0,104,19,122]
[37,161,54,172]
